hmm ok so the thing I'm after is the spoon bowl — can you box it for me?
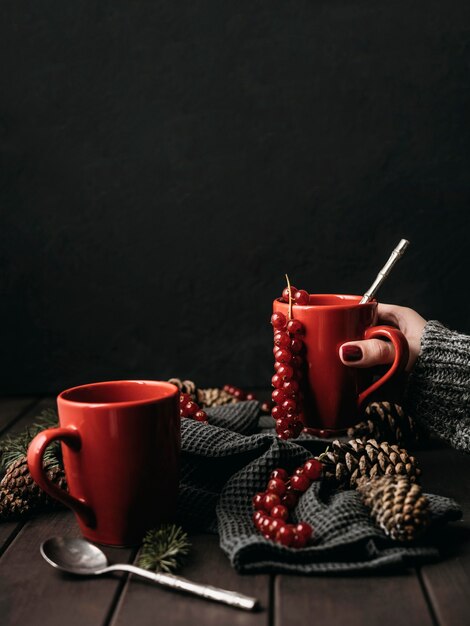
[41,537,109,575]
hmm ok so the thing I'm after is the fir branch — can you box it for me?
[138,525,191,573]
[0,409,61,471]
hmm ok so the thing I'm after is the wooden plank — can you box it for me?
[417,447,470,626]
[1,396,57,437]
[0,520,24,558]
[275,573,434,626]
[110,533,270,626]
[0,397,40,435]
[0,509,135,626]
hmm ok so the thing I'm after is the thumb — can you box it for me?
[339,339,395,368]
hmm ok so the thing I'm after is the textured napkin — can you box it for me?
[177,401,462,574]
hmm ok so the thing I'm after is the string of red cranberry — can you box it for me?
[179,393,208,423]
[270,277,311,439]
[180,384,273,424]
[223,385,272,414]
[252,457,322,547]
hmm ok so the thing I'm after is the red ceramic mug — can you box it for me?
[272,295,409,433]
[27,380,180,546]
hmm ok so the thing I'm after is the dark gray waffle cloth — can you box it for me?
[176,401,462,574]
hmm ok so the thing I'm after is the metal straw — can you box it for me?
[359,239,410,304]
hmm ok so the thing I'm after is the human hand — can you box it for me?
[339,304,427,372]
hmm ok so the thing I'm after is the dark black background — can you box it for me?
[1,1,469,394]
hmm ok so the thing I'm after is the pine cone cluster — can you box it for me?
[347,401,419,446]
[197,387,237,407]
[320,438,421,489]
[167,378,197,400]
[0,456,66,520]
[357,475,429,542]
[167,378,238,408]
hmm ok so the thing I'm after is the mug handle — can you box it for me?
[27,427,95,528]
[357,325,409,408]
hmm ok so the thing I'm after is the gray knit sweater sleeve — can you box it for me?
[404,320,470,452]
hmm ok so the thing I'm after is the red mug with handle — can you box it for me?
[27,380,180,546]
[272,295,409,433]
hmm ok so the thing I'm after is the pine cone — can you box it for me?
[347,402,419,445]
[0,456,67,520]
[320,438,421,489]
[197,387,237,408]
[167,379,197,400]
[357,475,430,542]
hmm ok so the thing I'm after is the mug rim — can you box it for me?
[274,294,377,311]
[57,380,179,408]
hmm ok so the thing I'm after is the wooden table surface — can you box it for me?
[1,396,469,626]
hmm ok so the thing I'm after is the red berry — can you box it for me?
[271,504,289,521]
[261,401,272,413]
[246,392,256,401]
[292,532,307,548]
[194,410,208,422]
[253,510,264,525]
[272,405,287,420]
[275,418,288,431]
[271,374,283,388]
[294,467,305,476]
[286,319,304,335]
[270,468,289,481]
[283,379,300,395]
[277,364,294,381]
[271,312,287,330]
[269,518,285,536]
[293,290,309,305]
[304,458,322,480]
[184,401,198,416]
[296,522,313,542]
[267,478,287,496]
[274,331,291,348]
[233,388,246,400]
[276,525,295,547]
[254,513,266,530]
[281,492,298,509]
[261,516,273,533]
[282,286,297,302]
[282,398,297,415]
[291,474,311,492]
[274,361,283,371]
[278,429,293,440]
[253,492,266,510]
[263,492,281,511]
[290,337,303,354]
[272,388,288,404]
[274,348,292,364]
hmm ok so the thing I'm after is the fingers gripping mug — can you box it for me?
[27,380,180,546]
[272,295,409,433]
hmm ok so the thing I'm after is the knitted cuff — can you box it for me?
[404,320,470,452]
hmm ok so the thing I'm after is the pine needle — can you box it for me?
[0,409,61,470]
[138,525,191,573]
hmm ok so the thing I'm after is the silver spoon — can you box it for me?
[360,238,410,304]
[41,537,258,611]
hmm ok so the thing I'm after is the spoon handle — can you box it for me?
[104,564,258,611]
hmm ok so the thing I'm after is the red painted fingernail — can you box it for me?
[342,345,363,362]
